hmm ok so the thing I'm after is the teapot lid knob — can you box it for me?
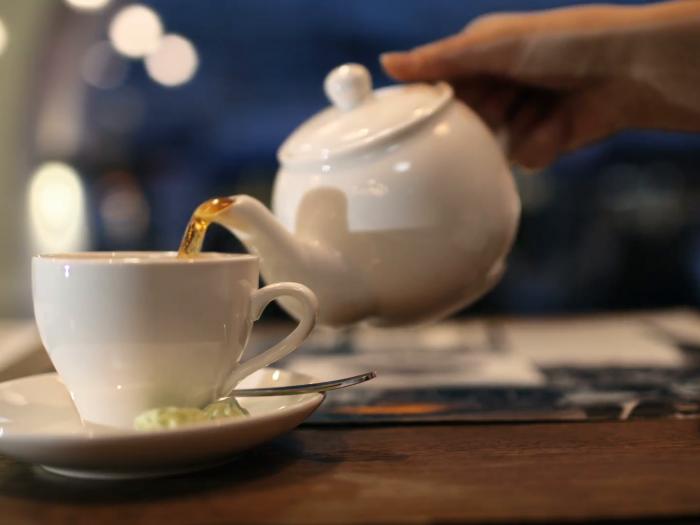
[324,64,372,111]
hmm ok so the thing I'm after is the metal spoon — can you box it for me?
[218,371,376,399]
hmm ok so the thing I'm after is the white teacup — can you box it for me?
[31,252,318,428]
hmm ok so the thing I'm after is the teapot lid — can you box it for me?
[278,63,452,165]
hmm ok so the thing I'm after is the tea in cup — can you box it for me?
[32,252,318,428]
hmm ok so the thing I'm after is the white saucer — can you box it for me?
[0,368,324,479]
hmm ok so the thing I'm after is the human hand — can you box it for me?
[382,2,700,169]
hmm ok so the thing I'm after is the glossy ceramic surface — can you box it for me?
[32,252,318,428]
[215,63,521,327]
[0,368,323,479]
[280,63,453,163]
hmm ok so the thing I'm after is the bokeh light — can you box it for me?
[98,172,150,245]
[28,162,88,253]
[64,0,111,11]
[109,4,163,58]
[0,18,8,57]
[81,41,128,89]
[144,34,199,87]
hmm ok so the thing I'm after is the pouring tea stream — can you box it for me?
[183,64,520,327]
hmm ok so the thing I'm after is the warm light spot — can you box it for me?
[65,0,111,11]
[356,178,387,197]
[272,370,281,381]
[0,18,8,56]
[341,127,369,141]
[144,34,198,87]
[28,162,88,253]
[433,122,450,136]
[413,107,430,118]
[393,161,411,173]
[336,403,449,416]
[99,183,150,243]
[109,4,163,58]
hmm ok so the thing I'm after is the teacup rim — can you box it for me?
[33,251,259,265]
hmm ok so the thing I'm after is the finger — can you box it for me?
[452,77,529,131]
[506,91,558,152]
[381,6,626,86]
[380,34,474,82]
[509,85,627,169]
[452,79,493,108]
[510,113,568,170]
[558,86,626,153]
[474,84,522,130]
[381,28,519,82]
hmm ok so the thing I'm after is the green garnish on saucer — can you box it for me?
[134,398,249,431]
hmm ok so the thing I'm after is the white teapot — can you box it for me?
[216,63,520,327]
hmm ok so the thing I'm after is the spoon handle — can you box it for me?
[218,371,376,398]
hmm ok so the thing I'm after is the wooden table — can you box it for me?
[1,418,700,524]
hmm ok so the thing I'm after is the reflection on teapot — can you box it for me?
[212,63,521,327]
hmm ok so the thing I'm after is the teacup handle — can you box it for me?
[222,282,318,393]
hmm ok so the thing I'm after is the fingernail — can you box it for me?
[380,52,404,64]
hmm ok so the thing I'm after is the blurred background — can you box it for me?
[0,0,699,319]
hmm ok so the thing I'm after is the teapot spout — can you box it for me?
[215,195,371,327]
[215,195,306,282]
